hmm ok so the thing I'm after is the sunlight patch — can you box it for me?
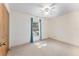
[34,42,47,48]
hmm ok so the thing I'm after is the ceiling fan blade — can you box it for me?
[50,3,56,7]
[51,7,55,9]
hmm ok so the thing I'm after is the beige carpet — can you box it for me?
[7,39,79,56]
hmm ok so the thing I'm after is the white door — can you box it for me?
[33,21,40,42]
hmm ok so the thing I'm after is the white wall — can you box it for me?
[47,11,79,46]
[9,11,48,48]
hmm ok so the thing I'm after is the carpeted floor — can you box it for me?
[7,39,79,56]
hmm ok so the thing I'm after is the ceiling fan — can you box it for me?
[39,3,56,16]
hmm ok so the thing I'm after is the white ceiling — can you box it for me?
[8,3,79,18]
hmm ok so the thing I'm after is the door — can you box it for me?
[32,21,40,42]
[0,4,9,56]
[30,18,42,43]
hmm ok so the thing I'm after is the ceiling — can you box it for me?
[8,3,79,18]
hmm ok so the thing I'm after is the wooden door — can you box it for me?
[0,4,9,56]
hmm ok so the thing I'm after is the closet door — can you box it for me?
[3,4,9,53]
[0,4,9,56]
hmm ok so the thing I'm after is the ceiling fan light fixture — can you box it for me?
[40,3,56,16]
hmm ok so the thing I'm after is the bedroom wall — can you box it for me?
[9,11,48,48]
[47,11,79,46]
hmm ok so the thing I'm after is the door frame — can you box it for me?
[30,17,33,43]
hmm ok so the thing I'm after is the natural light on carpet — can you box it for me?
[34,41,47,48]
